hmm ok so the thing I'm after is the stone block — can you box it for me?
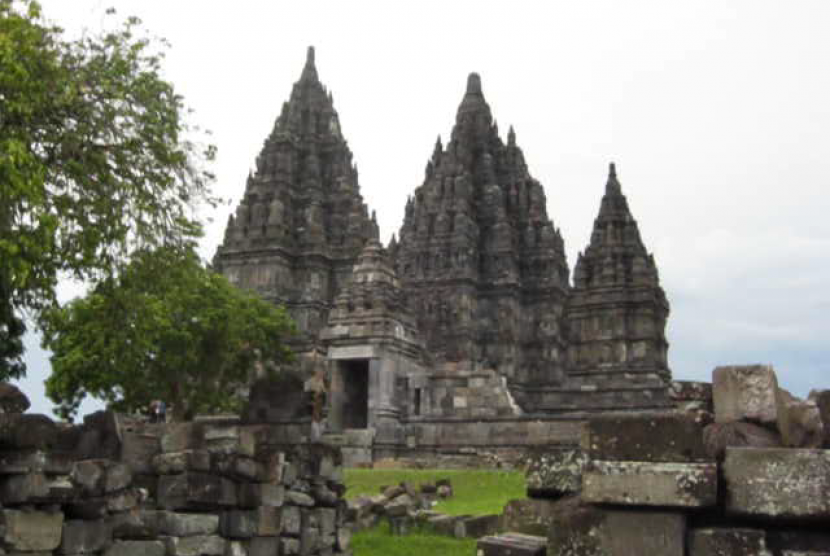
[109,509,160,539]
[0,382,30,413]
[776,389,824,448]
[454,514,500,538]
[525,448,586,497]
[0,509,64,552]
[152,450,211,475]
[164,534,226,556]
[280,537,300,554]
[581,413,710,463]
[157,511,219,536]
[157,472,236,510]
[582,460,718,508]
[161,422,202,453]
[809,389,830,448]
[120,431,160,474]
[477,533,547,556]
[70,459,132,495]
[713,365,778,425]
[60,519,112,554]
[703,422,782,459]
[723,447,830,519]
[285,489,315,507]
[104,540,165,556]
[688,528,769,556]
[0,448,73,475]
[547,499,686,556]
[221,507,282,538]
[0,471,49,503]
[282,505,301,536]
[248,536,280,556]
[0,413,58,449]
[239,483,285,508]
[767,530,830,554]
[501,498,560,536]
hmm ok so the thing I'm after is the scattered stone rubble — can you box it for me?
[484,365,830,556]
[0,394,351,555]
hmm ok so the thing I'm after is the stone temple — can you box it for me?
[214,47,673,463]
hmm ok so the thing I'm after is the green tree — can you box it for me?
[0,0,215,378]
[41,246,296,421]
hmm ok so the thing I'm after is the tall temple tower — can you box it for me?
[213,47,377,356]
[560,163,672,410]
[392,74,570,402]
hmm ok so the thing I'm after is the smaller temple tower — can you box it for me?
[561,163,672,410]
[320,240,426,456]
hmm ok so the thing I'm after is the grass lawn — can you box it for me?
[345,468,526,516]
[351,521,477,556]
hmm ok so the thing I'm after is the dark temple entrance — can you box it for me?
[339,359,369,429]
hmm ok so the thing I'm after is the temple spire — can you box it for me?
[606,162,621,195]
[300,45,318,82]
[466,72,483,96]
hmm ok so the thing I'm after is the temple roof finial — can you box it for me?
[508,125,516,146]
[466,73,483,96]
[300,46,318,82]
[606,162,621,194]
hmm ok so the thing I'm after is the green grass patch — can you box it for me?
[345,468,526,516]
[351,521,477,556]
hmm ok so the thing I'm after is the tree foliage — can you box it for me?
[0,0,215,378]
[41,246,296,421]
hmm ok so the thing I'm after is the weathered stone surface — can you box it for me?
[0,382,30,413]
[248,536,280,556]
[152,450,210,475]
[582,460,717,508]
[285,490,314,507]
[120,431,159,474]
[0,413,58,449]
[723,447,830,519]
[157,472,236,509]
[157,511,219,536]
[454,514,500,538]
[61,519,112,554]
[0,471,48,502]
[776,389,824,448]
[1,509,64,551]
[164,534,225,556]
[703,421,782,460]
[547,499,686,556]
[220,507,281,538]
[70,459,131,495]
[104,540,165,556]
[109,509,160,539]
[809,389,830,448]
[501,498,560,536]
[688,528,769,556]
[767,530,830,554]
[713,365,778,425]
[525,448,586,497]
[581,414,710,462]
[477,533,547,556]
[670,381,713,412]
[238,483,285,508]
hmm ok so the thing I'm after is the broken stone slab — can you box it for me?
[713,365,779,425]
[120,430,160,474]
[525,448,587,498]
[152,450,211,475]
[688,528,769,556]
[703,421,782,460]
[477,533,547,556]
[163,534,226,556]
[70,459,132,495]
[809,390,830,448]
[776,389,824,448]
[238,482,285,508]
[581,413,710,463]
[723,447,830,519]
[61,519,112,554]
[454,513,501,538]
[426,513,463,536]
[1,509,64,552]
[581,460,718,508]
[109,509,161,539]
[669,380,713,412]
[547,499,686,556]
[157,511,219,536]
[0,413,58,449]
[157,472,237,510]
[104,539,165,556]
[501,498,561,536]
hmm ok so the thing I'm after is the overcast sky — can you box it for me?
[17,0,830,417]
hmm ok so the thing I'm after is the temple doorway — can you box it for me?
[338,359,369,429]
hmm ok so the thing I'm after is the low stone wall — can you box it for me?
[508,365,830,555]
[0,411,351,555]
